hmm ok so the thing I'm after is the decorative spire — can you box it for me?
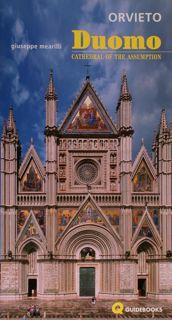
[2,120,7,136]
[119,72,132,102]
[45,69,57,100]
[152,129,157,150]
[159,108,168,133]
[7,106,17,135]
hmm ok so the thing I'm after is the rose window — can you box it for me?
[76,160,98,184]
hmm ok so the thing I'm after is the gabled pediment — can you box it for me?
[132,145,157,192]
[19,144,45,192]
[16,210,46,246]
[132,145,156,180]
[59,80,117,135]
[19,144,45,178]
[132,207,161,247]
[56,194,121,243]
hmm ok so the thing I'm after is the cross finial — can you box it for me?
[84,64,92,80]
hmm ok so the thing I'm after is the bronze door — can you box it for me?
[80,267,95,296]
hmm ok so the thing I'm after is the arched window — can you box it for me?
[80,247,95,260]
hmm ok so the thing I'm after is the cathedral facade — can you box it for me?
[0,71,172,300]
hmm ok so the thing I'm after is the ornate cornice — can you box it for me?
[44,126,59,137]
[118,126,134,137]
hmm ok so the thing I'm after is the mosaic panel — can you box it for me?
[133,160,153,192]
[67,96,109,132]
[132,207,159,234]
[17,209,45,234]
[71,203,105,227]
[57,208,76,237]
[21,162,42,192]
[103,207,120,232]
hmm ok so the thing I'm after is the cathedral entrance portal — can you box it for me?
[80,267,95,297]
[136,241,158,297]
[21,241,41,297]
[28,278,37,297]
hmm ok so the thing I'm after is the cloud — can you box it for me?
[11,73,30,106]
[76,0,172,150]
[0,58,30,108]
[12,18,29,64]
[12,18,25,41]
[0,4,14,26]
[1,0,172,161]
[33,2,49,19]
[81,0,104,14]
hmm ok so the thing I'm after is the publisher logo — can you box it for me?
[112,301,124,315]
[112,301,163,315]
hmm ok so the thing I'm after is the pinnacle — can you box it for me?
[159,108,167,132]
[2,120,7,136]
[119,72,132,101]
[45,69,57,100]
[7,106,17,134]
[116,72,132,112]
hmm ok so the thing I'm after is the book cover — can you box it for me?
[0,0,172,318]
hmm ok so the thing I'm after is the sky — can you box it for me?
[0,0,172,161]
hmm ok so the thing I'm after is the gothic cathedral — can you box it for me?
[0,71,172,300]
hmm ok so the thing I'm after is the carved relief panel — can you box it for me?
[110,152,118,192]
[58,138,119,193]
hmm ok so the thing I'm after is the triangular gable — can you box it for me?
[19,144,45,192]
[132,145,156,180]
[56,194,120,243]
[17,209,45,235]
[19,144,45,179]
[16,211,46,245]
[132,145,157,192]
[132,207,161,247]
[59,80,117,135]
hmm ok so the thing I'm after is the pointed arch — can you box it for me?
[17,237,47,255]
[131,237,160,256]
